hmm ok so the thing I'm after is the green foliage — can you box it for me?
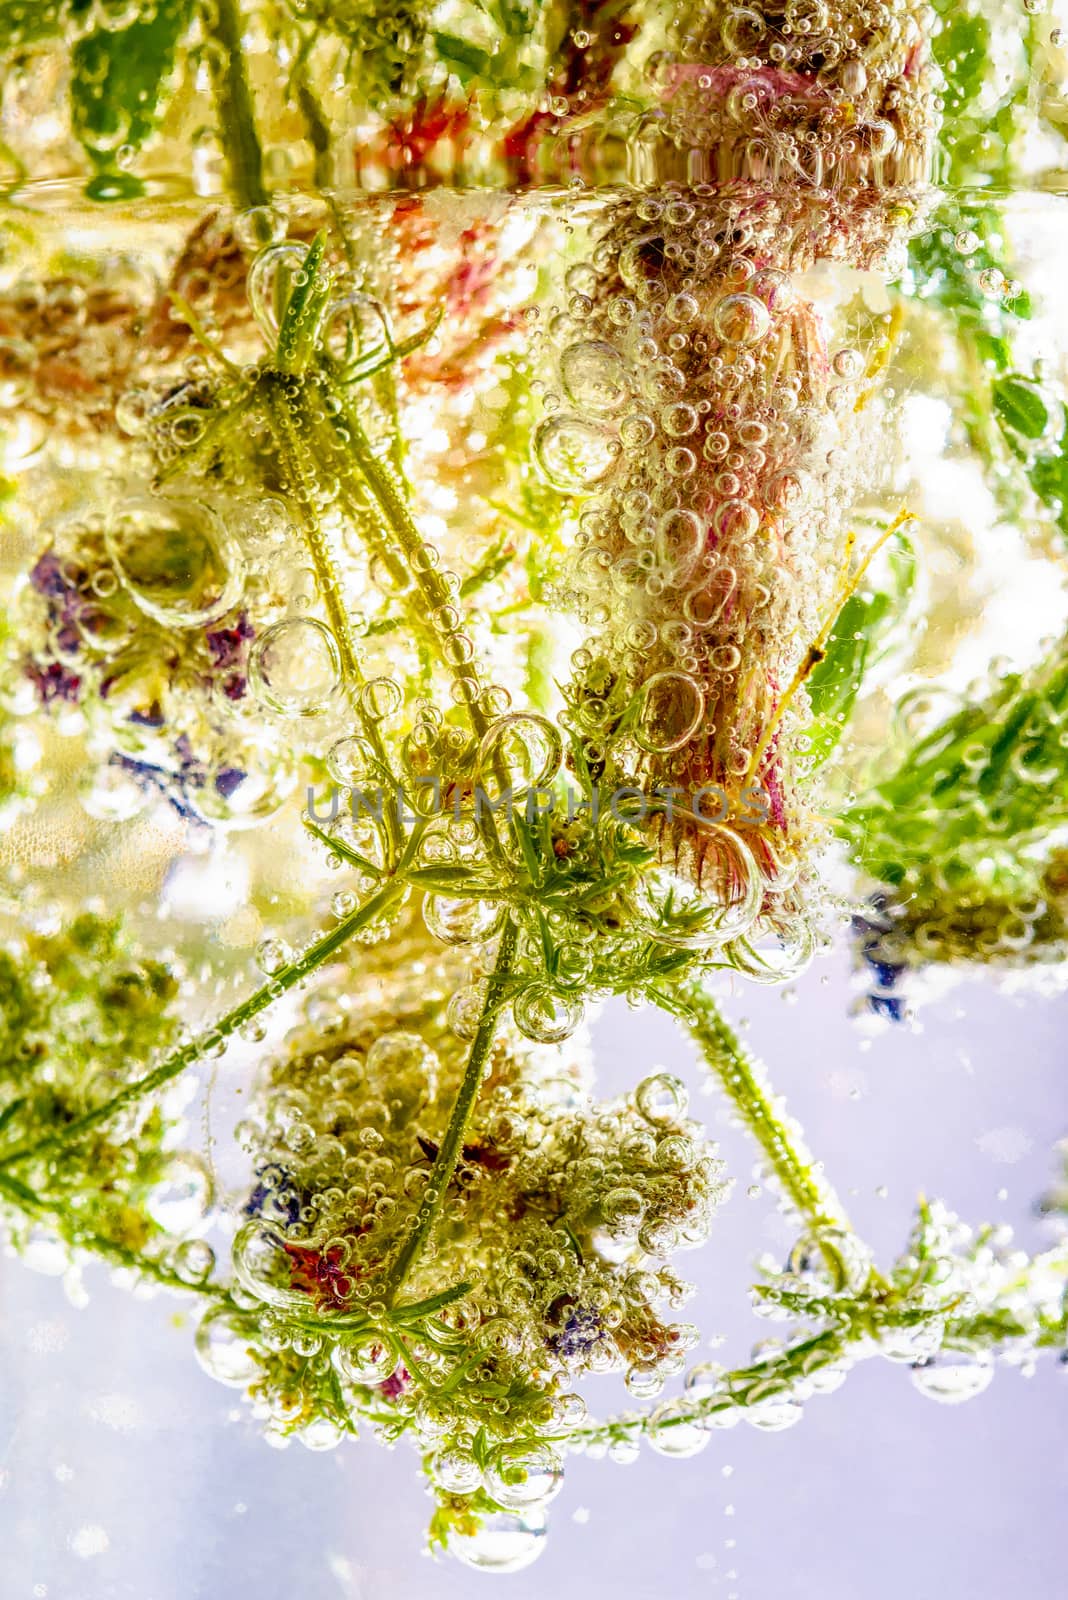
[287,0,436,97]
[803,531,915,766]
[991,373,1049,442]
[0,0,91,52]
[839,635,1068,898]
[928,0,1030,190]
[0,0,195,198]
[70,0,193,199]
[905,1,1068,543]
[0,913,181,1252]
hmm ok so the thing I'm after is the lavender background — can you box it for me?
[1,940,1065,1600]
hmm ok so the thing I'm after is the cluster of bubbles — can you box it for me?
[527,0,940,979]
[533,182,904,977]
[575,1175,1068,1469]
[200,909,726,1564]
[886,1200,1060,1399]
[0,195,557,847]
[0,265,162,448]
[7,494,308,827]
[0,211,302,465]
[288,0,433,100]
[2,209,454,826]
[643,0,939,196]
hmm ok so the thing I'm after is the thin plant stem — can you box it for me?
[203,0,269,212]
[293,49,336,192]
[0,879,407,1170]
[261,382,406,865]
[321,378,492,741]
[384,917,518,1303]
[261,383,367,689]
[0,1172,230,1302]
[300,403,411,593]
[666,977,850,1233]
[577,1326,850,1450]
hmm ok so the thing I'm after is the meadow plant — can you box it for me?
[1,0,1068,1571]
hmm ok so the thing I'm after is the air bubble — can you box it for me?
[485,1443,564,1510]
[249,618,342,717]
[560,340,630,415]
[334,1334,398,1386]
[911,1351,994,1404]
[635,1072,688,1125]
[450,1510,547,1573]
[648,1398,711,1456]
[194,1308,259,1387]
[513,985,583,1043]
[247,242,309,340]
[635,671,706,753]
[424,894,502,947]
[106,496,244,629]
[534,415,617,491]
[712,293,771,346]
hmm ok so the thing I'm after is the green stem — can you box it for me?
[0,1172,230,1301]
[666,978,849,1233]
[578,1326,851,1450]
[261,382,406,866]
[384,917,518,1303]
[321,377,491,741]
[203,0,269,211]
[293,50,335,192]
[300,404,411,593]
[0,879,406,1171]
[262,382,366,687]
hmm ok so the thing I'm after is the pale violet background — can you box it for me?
[1,939,1065,1599]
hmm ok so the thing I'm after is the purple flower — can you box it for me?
[110,752,202,824]
[852,896,907,1022]
[206,613,254,671]
[173,734,206,784]
[30,550,72,600]
[214,766,246,799]
[128,706,166,728]
[546,1300,605,1362]
[378,1367,411,1402]
[244,1164,305,1225]
[25,659,81,705]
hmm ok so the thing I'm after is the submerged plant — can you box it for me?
[2,0,1068,1577]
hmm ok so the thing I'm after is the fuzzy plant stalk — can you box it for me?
[545,0,938,970]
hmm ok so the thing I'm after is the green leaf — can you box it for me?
[838,639,1068,890]
[489,0,542,37]
[803,536,914,766]
[275,230,333,374]
[992,375,1049,441]
[0,1095,27,1137]
[70,1,192,197]
[432,31,494,84]
[460,535,514,599]
[0,0,90,52]
[932,10,989,122]
[403,866,504,894]
[523,629,554,712]
[1028,417,1068,538]
[804,594,878,765]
